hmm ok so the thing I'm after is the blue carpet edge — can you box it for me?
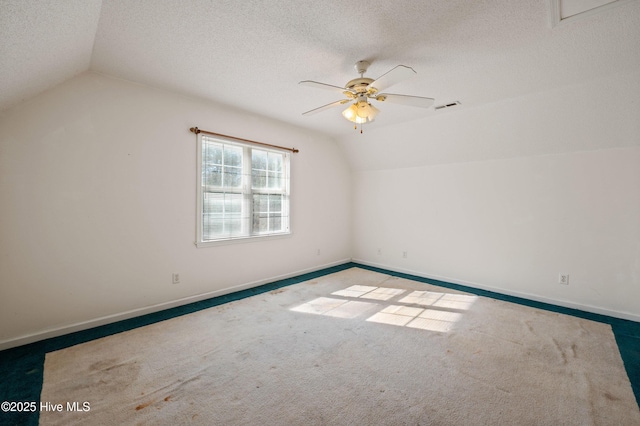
[1,261,638,425]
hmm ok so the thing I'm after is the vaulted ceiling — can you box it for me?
[1,0,639,139]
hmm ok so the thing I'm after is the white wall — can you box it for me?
[352,148,640,319]
[0,72,352,348]
[339,71,640,171]
[349,73,640,321]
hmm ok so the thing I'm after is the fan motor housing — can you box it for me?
[345,77,374,93]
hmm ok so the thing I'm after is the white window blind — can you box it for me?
[196,134,290,246]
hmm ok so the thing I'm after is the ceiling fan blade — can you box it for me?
[302,99,351,116]
[375,93,435,108]
[369,65,416,93]
[299,80,352,95]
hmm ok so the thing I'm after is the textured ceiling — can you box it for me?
[0,0,102,109]
[1,0,639,138]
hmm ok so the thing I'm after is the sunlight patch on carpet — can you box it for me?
[407,310,463,332]
[294,283,477,334]
[332,285,405,301]
[291,297,378,319]
[366,305,463,332]
[399,291,477,310]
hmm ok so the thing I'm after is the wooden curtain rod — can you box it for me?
[190,127,299,153]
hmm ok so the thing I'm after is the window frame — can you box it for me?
[196,133,291,247]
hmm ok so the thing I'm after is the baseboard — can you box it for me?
[352,258,640,323]
[0,258,352,351]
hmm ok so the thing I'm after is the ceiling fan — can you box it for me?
[299,60,434,131]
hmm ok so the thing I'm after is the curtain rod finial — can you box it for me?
[190,127,200,134]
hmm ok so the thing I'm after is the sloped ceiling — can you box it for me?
[0,0,102,110]
[1,0,639,140]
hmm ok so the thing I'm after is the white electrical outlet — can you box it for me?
[172,273,180,284]
[403,251,407,258]
[377,248,382,255]
[316,249,321,255]
[558,274,569,285]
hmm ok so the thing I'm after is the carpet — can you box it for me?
[39,267,640,425]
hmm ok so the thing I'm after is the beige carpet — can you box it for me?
[40,268,640,425]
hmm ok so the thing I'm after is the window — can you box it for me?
[196,134,290,246]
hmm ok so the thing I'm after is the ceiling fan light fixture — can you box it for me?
[342,104,367,123]
[343,100,378,124]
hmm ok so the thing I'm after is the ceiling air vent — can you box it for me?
[434,101,460,111]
